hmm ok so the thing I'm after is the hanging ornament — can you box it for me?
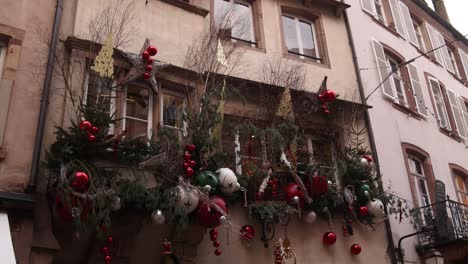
[210,228,218,241]
[213,241,220,247]
[104,255,112,263]
[79,120,92,131]
[364,190,370,197]
[303,211,317,224]
[101,246,110,255]
[363,155,373,163]
[362,184,370,192]
[360,158,369,167]
[240,225,255,240]
[71,171,89,192]
[111,196,121,211]
[367,199,385,218]
[146,58,153,65]
[273,243,283,264]
[190,160,197,167]
[285,183,305,207]
[185,167,194,177]
[306,174,328,198]
[322,231,337,245]
[145,64,153,72]
[359,206,369,217]
[197,195,227,228]
[186,143,196,152]
[147,45,158,56]
[217,168,240,194]
[142,51,150,60]
[90,126,99,134]
[350,244,362,255]
[343,221,354,236]
[143,72,151,80]
[194,171,219,191]
[214,248,222,256]
[184,152,191,161]
[183,162,190,169]
[88,133,97,142]
[107,236,113,245]
[151,209,166,224]
[174,186,199,214]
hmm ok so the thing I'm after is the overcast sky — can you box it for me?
[425,0,468,35]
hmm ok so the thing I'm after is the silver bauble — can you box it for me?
[111,196,121,211]
[151,209,166,224]
[303,211,317,224]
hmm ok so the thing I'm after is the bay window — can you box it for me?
[282,14,321,61]
[214,0,257,46]
[123,85,153,139]
[161,92,185,129]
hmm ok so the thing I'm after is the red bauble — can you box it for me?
[185,167,194,177]
[363,155,373,163]
[147,45,158,56]
[214,249,222,256]
[359,206,369,217]
[184,152,191,161]
[209,228,218,237]
[325,90,337,102]
[213,241,220,248]
[285,183,305,208]
[197,196,227,228]
[88,134,96,142]
[72,171,89,192]
[350,244,362,255]
[142,51,150,60]
[183,162,190,169]
[107,236,113,245]
[104,255,112,263]
[318,94,326,102]
[323,231,337,245]
[240,225,255,240]
[146,58,154,65]
[145,65,153,72]
[79,120,92,130]
[210,234,217,241]
[101,246,110,255]
[187,144,196,152]
[143,72,151,79]
[90,126,99,134]
[190,160,197,167]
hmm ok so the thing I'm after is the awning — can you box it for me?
[0,211,16,264]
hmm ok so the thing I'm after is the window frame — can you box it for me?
[449,164,468,206]
[427,76,451,130]
[122,83,154,140]
[373,0,386,23]
[213,0,258,48]
[386,55,408,106]
[281,14,321,62]
[412,18,426,52]
[159,88,186,132]
[408,156,431,207]
[0,41,6,79]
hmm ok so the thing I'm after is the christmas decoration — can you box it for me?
[88,134,97,142]
[214,248,222,256]
[367,199,385,218]
[151,209,166,224]
[276,87,295,121]
[197,196,227,228]
[185,167,194,177]
[145,65,153,72]
[107,236,113,245]
[101,246,110,255]
[359,206,369,217]
[194,171,218,191]
[343,222,354,236]
[72,171,89,192]
[174,187,199,214]
[322,231,337,245]
[143,72,151,79]
[147,45,158,56]
[90,126,99,134]
[240,225,255,240]
[363,155,373,163]
[285,183,305,208]
[303,211,317,224]
[273,243,283,264]
[217,168,240,194]
[104,255,112,263]
[307,174,328,198]
[360,157,369,167]
[111,196,121,211]
[186,143,196,152]
[91,34,114,78]
[79,120,92,131]
[142,51,150,60]
[350,243,362,255]
[184,152,191,161]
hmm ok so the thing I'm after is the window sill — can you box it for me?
[159,0,209,17]
[439,127,462,142]
[223,37,266,54]
[392,102,422,120]
[283,53,330,69]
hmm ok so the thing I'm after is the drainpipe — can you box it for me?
[27,0,64,192]
[342,4,398,264]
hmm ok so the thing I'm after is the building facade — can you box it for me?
[346,0,468,263]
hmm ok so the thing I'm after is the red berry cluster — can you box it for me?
[210,228,222,256]
[183,144,196,178]
[318,89,337,115]
[79,120,99,142]
[101,236,114,263]
[273,244,282,263]
[268,177,279,199]
[362,155,373,163]
[142,45,158,79]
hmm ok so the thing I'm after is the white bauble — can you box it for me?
[151,210,166,224]
[360,158,369,167]
[367,199,385,218]
[303,211,317,224]
[174,186,199,214]
[111,196,121,211]
[217,168,239,194]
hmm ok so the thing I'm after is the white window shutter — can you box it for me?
[399,2,418,46]
[458,97,468,137]
[372,40,395,99]
[426,24,444,65]
[407,63,428,117]
[436,32,455,73]
[446,89,467,138]
[458,48,468,80]
[361,0,375,15]
[389,0,406,38]
[429,78,450,129]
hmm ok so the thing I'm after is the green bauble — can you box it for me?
[362,184,370,192]
[194,171,219,191]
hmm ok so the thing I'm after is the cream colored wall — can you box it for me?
[0,0,56,191]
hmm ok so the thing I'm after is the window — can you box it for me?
[408,156,431,207]
[282,15,320,61]
[412,19,426,51]
[458,48,468,81]
[160,92,185,129]
[123,85,153,139]
[84,72,114,112]
[0,41,6,78]
[373,0,385,22]
[454,173,468,205]
[447,45,460,78]
[387,56,407,106]
[428,77,451,130]
[214,0,256,46]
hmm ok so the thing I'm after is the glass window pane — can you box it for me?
[125,119,148,138]
[126,86,149,120]
[86,73,112,113]
[163,94,184,128]
[282,16,299,54]
[233,2,252,42]
[299,20,317,57]
[214,0,232,35]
